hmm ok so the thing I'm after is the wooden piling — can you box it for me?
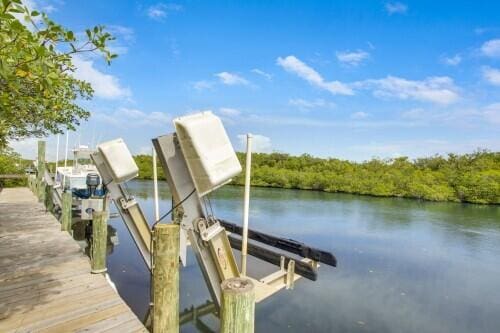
[31,176,36,194]
[45,184,54,212]
[152,224,180,333]
[220,277,255,333]
[61,191,72,232]
[37,140,46,202]
[91,210,108,273]
[37,180,46,203]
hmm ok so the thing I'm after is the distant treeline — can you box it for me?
[3,147,497,204]
[134,150,500,204]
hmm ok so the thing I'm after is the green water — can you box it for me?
[105,180,500,333]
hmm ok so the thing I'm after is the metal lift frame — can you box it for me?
[91,151,153,269]
[91,133,336,308]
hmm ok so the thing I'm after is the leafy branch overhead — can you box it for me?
[0,0,116,148]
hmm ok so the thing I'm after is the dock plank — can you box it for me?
[0,188,146,333]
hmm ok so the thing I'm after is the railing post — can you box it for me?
[91,210,108,274]
[38,180,46,203]
[61,191,72,232]
[152,224,180,333]
[31,175,36,193]
[37,140,46,203]
[220,277,255,333]
[45,184,54,213]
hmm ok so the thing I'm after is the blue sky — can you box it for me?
[12,0,500,161]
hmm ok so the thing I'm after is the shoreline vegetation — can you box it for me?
[134,150,499,205]
[1,148,498,204]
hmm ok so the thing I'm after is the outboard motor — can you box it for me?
[80,173,105,220]
[86,173,100,197]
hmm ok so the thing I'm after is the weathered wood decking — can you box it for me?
[0,187,147,333]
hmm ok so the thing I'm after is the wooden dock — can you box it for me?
[0,187,148,333]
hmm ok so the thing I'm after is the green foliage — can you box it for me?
[133,155,165,180]
[12,149,499,204]
[131,150,499,204]
[228,150,499,204]
[0,0,116,148]
[0,146,29,187]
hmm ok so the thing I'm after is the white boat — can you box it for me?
[55,145,102,195]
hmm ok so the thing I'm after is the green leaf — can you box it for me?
[0,1,116,147]
[9,7,24,13]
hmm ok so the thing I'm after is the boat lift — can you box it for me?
[91,111,336,308]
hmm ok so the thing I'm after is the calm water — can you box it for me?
[103,180,500,333]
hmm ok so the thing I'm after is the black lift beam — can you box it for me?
[218,219,337,267]
[227,235,318,281]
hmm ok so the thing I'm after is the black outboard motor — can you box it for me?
[86,173,100,197]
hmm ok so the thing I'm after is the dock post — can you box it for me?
[152,224,180,333]
[45,184,54,213]
[37,140,46,202]
[220,277,255,333]
[38,180,46,204]
[61,191,72,232]
[91,210,108,273]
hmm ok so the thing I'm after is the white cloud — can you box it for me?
[72,56,131,100]
[251,69,272,80]
[108,25,135,42]
[349,139,499,160]
[358,76,460,105]
[148,7,166,19]
[215,72,250,86]
[42,4,56,13]
[483,103,500,124]
[481,39,500,58]
[245,113,415,129]
[442,54,462,66]
[385,2,408,15]
[400,105,500,126]
[218,107,241,117]
[351,112,369,119]
[336,50,370,66]
[277,55,460,105]
[277,55,354,95]
[9,134,75,160]
[106,25,135,55]
[19,0,57,19]
[400,108,426,120]
[237,134,272,153]
[94,108,170,128]
[13,0,40,25]
[289,98,335,109]
[192,80,214,91]
[147,3,182,20]
[482,67,500,86]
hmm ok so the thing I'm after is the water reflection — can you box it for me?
[106,180,500,333]
[71,220,120,257]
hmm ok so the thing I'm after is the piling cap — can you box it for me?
[221,277,254,294]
